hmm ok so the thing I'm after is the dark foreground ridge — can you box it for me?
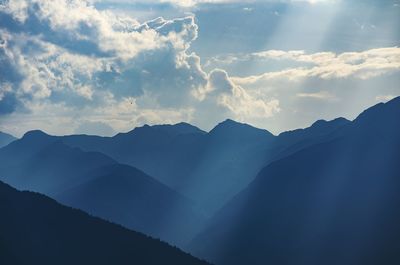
[0,181,210,265]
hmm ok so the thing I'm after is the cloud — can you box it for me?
[203,47,399,133]
[2,0,397,137]
[297,91,337,100]
[1,0,284,135]
[230,47,400,86]
[0,95,195,137]
[0,0,157,58]
[0,0,205,110]
[197,69,280,121]
[0,91,18,114]
[95,0,338,8]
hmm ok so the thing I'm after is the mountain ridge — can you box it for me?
[0,180,210,265]
[0,131,17,148]
[0,133,204,247]
[16,111,357,215]
[189,96,400,265]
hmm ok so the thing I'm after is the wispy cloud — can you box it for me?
[230,47,400,86]
[297,91,337,100]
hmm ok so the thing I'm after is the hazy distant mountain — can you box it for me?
[176,119,275,214]
[56,164,206,246]
[208,119,273,140]
[0,181,210,265]
[0,110,366,253]
[190,97,400,265]
[62,118,350,215]
[0,131,116,194]
[62,120,276,214]
[0,132,204,246]
[62,122,206,183]
[0,131,16,148]
[150,122,206,136]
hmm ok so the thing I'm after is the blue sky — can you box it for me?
[0,0,399,136]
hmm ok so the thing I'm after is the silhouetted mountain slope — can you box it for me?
[150,122,206,136]
[0,133,116,194]
[0,131,16,148]
[61,118,350,215]
[56,164,206,246]
[0,181,210,265]
[208,119,274,140]
[190,97,400,265]
[178,119,275,213]
[0,116,355,252]
[0,132,204,246]
[63,122,205,158]
[272,117,351,161]
[63,120,276,214]
[62,123,206,186]
[279,117,350,140]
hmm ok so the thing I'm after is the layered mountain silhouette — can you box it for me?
[0,181,210,265]
[56,164,205,245]
[62,122,207,192]
[0,108,355,248]
[0,131,205,246]
[61,118,348,215]
[0,131,16,148]
[0,130,116,194]
[1,97,399,264]
[189,97,400,265]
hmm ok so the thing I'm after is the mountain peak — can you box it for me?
[356,96,400,120]
[278,117,350,140]
[220,118,237,124]
[17,130,56,150]
[115,122,205,142]
[310,119,329,127]
[220,118,247,126]
[353,96,400,131]
[23,130,51,139]
[152,122,206,135]
[311,117,350,129]
[210,119,274,139]
[123,122,205,138]
[212,119,248,130]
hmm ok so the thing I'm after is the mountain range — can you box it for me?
[0,96,399,264]
[61,116,350,215]
[0,131,204,246]
[189,97,400,265]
